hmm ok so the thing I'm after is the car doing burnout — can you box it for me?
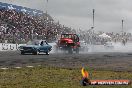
[19,40,52,55]
[56,34,80,54]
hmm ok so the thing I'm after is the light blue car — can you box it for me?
[19,40,52,55]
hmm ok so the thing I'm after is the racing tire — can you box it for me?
[33,50,39,55]
[46,52,49,55]
[76,47,79,54]
[68,47,73,54]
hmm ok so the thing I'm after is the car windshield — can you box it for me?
[61,34,72,38]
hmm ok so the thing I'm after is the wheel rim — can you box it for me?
[46,50,49,55]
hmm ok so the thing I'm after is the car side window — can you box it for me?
[40,41,48,46]
[44,41,48,45]
[40,41,44,46]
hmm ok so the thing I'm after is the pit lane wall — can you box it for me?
[0,43,26,51]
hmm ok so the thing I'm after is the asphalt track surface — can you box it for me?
[0,51,132,71]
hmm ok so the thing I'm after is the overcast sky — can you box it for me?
[1,0,132,32]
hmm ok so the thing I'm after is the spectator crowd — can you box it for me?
[78,29,132,45]
[0,7,73,43]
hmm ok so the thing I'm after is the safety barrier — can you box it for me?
[0,43,25,51]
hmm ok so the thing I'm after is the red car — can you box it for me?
[56,34,80,54]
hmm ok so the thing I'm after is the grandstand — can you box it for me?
[0,2,72,43]
[0,2,43,16]
[0,2,53,21]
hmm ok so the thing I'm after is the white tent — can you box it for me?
[99,33,111,38]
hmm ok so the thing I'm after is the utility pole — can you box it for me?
[122,19,124,33]
[121,19,124,38]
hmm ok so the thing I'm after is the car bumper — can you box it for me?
[20,49,36,53]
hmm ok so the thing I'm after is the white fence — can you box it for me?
[0,43,25,51]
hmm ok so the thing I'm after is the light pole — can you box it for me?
[122,19,124,34]
[42,0,49,40]
[92,9,95,29]
[90,9,95,44]
[46,0,48,14]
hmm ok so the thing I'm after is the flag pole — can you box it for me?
[92,9,95,29]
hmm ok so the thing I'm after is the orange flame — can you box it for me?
[81,67,89,78]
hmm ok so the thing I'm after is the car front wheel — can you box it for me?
[46,52,49,55]
[33,50,39,55]
[46,50,50,55]
[21,51,25,55]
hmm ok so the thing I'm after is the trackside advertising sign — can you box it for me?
[90,80,131,85]
[81,67,131,86]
